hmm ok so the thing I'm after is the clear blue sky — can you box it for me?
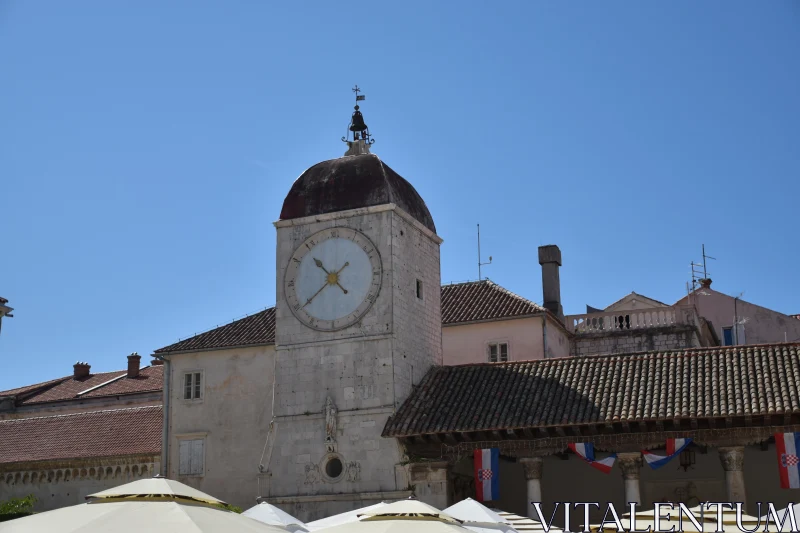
[1,1,799,390]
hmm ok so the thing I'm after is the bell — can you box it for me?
[349,109,368,132]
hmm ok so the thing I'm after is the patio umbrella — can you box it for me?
[443,498,517,533]
[314,499,469,533]
[244,502,309,533]
[0,476,286,533]
[305,502,392,530]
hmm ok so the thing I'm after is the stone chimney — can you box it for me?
[699,278,712,289]
[127,353,141,378]
[538,245,564,321]
[73,362,91,379]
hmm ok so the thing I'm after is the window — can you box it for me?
[416,279,423,300]
[723,327,733,346]
[488,343,509,363]
[183,372,202,400]
[178,438,204,476]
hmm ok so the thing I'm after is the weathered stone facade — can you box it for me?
[571,325,700,356]
[266,203,442,520]
[0,456,160,510]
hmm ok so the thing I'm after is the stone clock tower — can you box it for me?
[265,90,443,519]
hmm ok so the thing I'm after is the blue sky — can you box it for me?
[1,1,798,390]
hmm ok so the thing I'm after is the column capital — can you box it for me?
[718,446,745,472]
[617,452,643,480]
[519,457,543,481]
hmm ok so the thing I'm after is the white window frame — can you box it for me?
[487,341,510,363]
[176,434,206,477]
[182,370,203,401]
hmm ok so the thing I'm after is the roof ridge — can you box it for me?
[0,405,162,424]
[441,341,800,369]
[486,280,544,310]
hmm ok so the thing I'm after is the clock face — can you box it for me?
[284,227,382,331]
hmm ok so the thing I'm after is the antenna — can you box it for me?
[702,244,716,279]
[477,224,492,280]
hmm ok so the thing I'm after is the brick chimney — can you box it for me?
[699,278,712,289]
[538,245,564,321]
[127,353,141,378]
[150,357,164,366]
[73,362,91,379]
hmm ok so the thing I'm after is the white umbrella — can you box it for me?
[0,476,286,533]
[305,502,392,530]
[761,503,799,524]
[492,510,563,532]
[314,499,469,533]
[244,502,309,533]
[443,498,517,533]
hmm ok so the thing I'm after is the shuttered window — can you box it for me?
[183,372,202,400]
[178,439,204,476]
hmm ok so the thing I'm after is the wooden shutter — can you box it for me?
[190,439,204,475]
[178,440,190,475]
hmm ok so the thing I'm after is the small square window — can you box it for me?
[488,343,509,362]
[183,372,202,400]
[416,279,423,300]
[178,438,204,476]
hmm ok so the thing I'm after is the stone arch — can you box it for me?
[123,465,130,478]
[80,468,88,479]
[31,472,39,484]
[114,466,122,478]
[64,470,71,482]
[22,473,30,484]
[14,473,21,484]
[55,470,64,482]
[72,468,80,479]
[105,467,113,478]
[131,465,140,477]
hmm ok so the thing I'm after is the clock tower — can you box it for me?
[265,89,443,518]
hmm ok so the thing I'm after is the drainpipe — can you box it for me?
[152,352,170,477]
[541,314,548,359]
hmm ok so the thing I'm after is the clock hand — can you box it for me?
[333,262,349,275]
[302,282,329,308]
[313,258,330,274]
[335,282,348,294]
[332,262,350,293]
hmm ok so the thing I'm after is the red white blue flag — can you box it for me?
[776,432,800,488]
[642,438,693,469]
[473,448,500,502]
[568,443,616,474]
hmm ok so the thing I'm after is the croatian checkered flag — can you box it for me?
[473,448,500,502]
[776,432,800,488]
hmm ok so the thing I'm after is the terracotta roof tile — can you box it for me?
[1,367,163,406]
[441,280,545,325]
[382,343,800,437]
[154,281,543,353]
[154,307,276,353]
[79,366,163,398]
[0,406,162,465]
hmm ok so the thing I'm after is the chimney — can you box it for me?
[538,245,564,321]
[127,352,141,378]
[73,362,91,379]
[150,357,164,366]
[699,278,712,289]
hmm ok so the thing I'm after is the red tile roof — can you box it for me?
[0,406,162,465]
[382,343,800,437]
[155,281,545,353]
[441,280,545,325]
[154,307,276,354]
[0,366,163,406]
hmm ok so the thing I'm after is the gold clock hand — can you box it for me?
[333,262,349,274]
[332,262,350,293]
[335,282,348,294]
[302,282,329,308]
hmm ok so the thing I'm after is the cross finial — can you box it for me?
[352,85,365,103]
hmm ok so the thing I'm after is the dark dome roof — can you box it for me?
[279,153,436,233]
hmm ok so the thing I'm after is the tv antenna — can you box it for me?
[477,224,492,280]
[690,244,716,290]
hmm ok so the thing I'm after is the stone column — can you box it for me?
[617,452,643,508]
[719,446,746,506]
[520,457,544,519]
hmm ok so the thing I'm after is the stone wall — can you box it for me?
[268,205,443,520]
[0,456,159,512]
[571,325,701,357]
[165,344,274,509]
